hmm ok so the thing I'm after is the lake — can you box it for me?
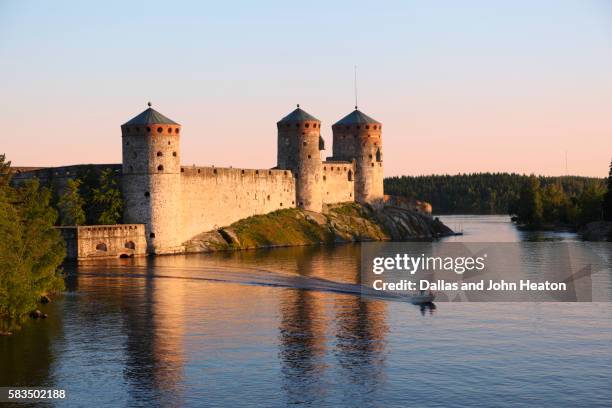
[1,215,611,407]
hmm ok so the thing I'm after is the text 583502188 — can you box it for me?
[1,388,66,402]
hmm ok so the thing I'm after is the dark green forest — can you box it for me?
[384,172,605,217]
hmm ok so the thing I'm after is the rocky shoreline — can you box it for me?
[580,221,612,241]
[184,202,454,253]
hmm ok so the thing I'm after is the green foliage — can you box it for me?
[385,172,604,216]
[50,166,123,225]
[517,175,544,227]
[603,160,612,221]
[0,155,65,326]
[57,178,86,226]
[91,168,123,225]
[577,181,606,224]
[513,178,604,228]
[231,208,334,247]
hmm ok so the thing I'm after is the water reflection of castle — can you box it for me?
[72,246,389,404]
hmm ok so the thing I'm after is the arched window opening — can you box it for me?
[348,170,353,181]
[376,148,382,162]
[125,241,136,250]
[173,152,177,157]
[157,165,164,171]
[157,151,163,157]
[96,243,107,252]
[149,233,156,238]
[157,127,163,133]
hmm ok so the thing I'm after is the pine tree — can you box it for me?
[0,155,65,326]
[92,168,123,225]
[517,175,543,226]
[577,181,605,224]
[603,159,612,221]
[57,179,86,226]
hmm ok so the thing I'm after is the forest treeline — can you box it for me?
[385,173,604,215]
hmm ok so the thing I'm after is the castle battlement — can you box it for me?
[179,166,293,179]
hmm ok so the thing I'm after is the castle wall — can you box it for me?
[322,161,355,204]
[58,224,146,260]
[11,164,121,196]
[179,167,296,242]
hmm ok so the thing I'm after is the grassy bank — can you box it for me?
[185,202,451,253]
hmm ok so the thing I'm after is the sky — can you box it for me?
[0,0,611,177]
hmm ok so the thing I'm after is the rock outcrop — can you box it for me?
[184,202,453,253]
[580,221,612,241]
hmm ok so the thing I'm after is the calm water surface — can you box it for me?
[1,215,611,407]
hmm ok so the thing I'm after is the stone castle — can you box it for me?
[14,103,386,256]
[122,103,384,254]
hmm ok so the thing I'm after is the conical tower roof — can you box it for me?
[278,105,320,123]
[333,108,380,126]
[123,105,179,126]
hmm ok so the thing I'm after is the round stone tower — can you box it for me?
[332,108,384,205]
[121,103,182,254]
[277,105,323,212]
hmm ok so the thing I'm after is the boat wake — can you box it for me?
[73,264,429,304]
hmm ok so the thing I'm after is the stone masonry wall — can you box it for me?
[180,166,296,242]
[322,161,355,204]
[58,224,146,260]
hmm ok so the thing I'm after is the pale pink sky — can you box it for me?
[1,1,611,177]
